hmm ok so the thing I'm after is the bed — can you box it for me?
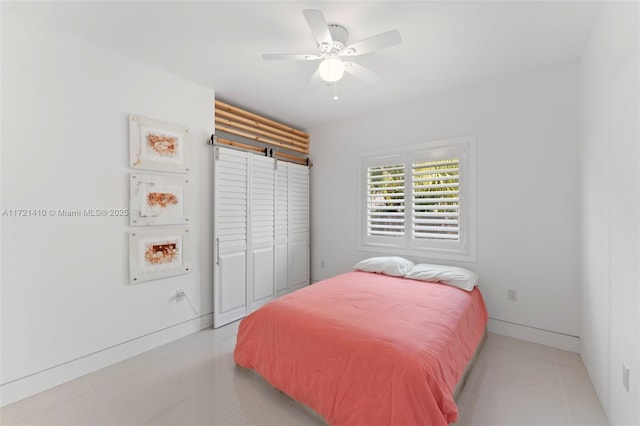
[234,270,488,426]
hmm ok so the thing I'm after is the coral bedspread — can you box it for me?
[234,271,488,426]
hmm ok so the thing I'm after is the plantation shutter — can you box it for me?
[288,163,310,291]
[412,158,460,241]
[361,137,474,261]
[274,161,289,298]
[247,155,275,312]
[366,163,406,237]
[213,148,248,327]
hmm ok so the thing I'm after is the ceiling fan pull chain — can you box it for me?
[334,82,339,101]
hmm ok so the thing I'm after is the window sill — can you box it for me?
[358,242,476,263]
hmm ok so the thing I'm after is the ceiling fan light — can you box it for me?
[318,56,345,82]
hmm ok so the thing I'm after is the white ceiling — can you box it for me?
[4,1,602,130]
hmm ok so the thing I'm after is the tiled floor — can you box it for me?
[1,323,609,426]
[452,334,609,426]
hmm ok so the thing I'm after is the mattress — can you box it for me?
[234,271,489,425]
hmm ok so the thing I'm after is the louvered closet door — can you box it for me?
[213,147,248,328]
[248,155,275,312]
[274,161,289,298]
[288,163,310,291]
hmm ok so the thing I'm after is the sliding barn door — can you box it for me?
[213,147,248,328]
[213,146,309,327]
[247,155,275,312]
[288,163,310,292]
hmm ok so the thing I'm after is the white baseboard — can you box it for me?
[0,314,213,407]
[488,318,580,352]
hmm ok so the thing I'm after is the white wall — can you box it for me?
[578,2,639,425]
[1,11,214,405]
[309,65,580,350]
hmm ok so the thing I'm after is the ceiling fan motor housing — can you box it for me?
[323,24,348,54]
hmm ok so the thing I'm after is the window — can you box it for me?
[361,137,476,261]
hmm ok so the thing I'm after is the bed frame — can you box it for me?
[453,328,488,400]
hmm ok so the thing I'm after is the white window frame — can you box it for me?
[359,136,476,262]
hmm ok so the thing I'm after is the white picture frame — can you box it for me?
[129,227,191,284]
[130,173,191,226]
[129,114,190,173]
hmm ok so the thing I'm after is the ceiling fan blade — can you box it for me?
[344,30,401,56]
[262,53,322,61]
[307,67,326,87]
[344,62,380,84]
[302,9,333,48]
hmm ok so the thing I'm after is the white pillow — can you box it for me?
[353,256,415,277]
[404,263,479,291]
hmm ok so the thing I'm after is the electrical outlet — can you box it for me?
[176,290,186,300]
[508,289,518,302]
[623,365,630,392]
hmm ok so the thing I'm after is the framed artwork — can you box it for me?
[129,114,190,173]
[129,227,191,284]
[130,173,190,226]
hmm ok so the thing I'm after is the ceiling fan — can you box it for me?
[263,9,401,87]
